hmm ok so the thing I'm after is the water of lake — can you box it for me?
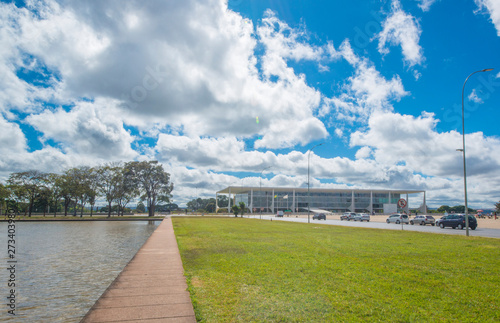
[0,220,160,322]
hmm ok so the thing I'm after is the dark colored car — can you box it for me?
[438,214,477,230]
[313,213,326,220]
[410,215,435,226]
[435,215,449,227]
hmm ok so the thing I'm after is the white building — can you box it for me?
[216,186,426,214]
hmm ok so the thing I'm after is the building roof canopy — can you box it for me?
[217,186,424,195]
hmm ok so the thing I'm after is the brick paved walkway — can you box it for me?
[80,217,196,322]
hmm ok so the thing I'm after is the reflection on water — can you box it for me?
[0,221,159,322]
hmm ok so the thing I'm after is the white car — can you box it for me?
[410,215,435,226]
[354,213,370,222]
[386,213,409,224]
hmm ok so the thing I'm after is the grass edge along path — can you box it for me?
[173,217,500,322]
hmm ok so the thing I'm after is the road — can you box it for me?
[253,215,500,239]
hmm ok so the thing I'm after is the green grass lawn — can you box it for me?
[173,217,500,322]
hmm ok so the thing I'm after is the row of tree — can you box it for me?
[185,196,249,217]
[186,196,229,213]
[436,204,500,214]
[0,161,173,217]
[436,205,477,214]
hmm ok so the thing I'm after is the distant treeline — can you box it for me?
[186,196,230,213]
[0,161,173,217]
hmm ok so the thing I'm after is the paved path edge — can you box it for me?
[80,217,197,323]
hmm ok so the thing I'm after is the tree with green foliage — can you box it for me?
[67,166,94,217]
[205,201,216,213]
[187,197,217,213]
[154,203,177,213]
[86,167,100,217]
[44,173,63,217]
[239,202,246,217]
[495,201,500,214]
[6,183,28,215]
[97,164,122,218]
[59,169,83,216]
[33,186,51,216]
[136,201,146,213]
[114,167,138,216]
[7,170,46,217]
[100,205,120,214]
[125,161,173,217]
[0,183,10,217]
[437,205,450,213]
[231,204,239,217]
[217,195,229,208]
[187,198,203,211]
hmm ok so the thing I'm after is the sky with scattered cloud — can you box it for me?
[1,0,499,209]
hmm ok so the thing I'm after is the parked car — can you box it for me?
[435,215,449,227]
[276,211,284,217]
[438,214,477,230]
[313,213,326,220]
[353,213,370,222]
[386,213,409,224]
[341,212,357,221]
[410,215,435,226]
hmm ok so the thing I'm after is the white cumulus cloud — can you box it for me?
[26,99,137,160]
[475,0,500,36]
[377,0,424,67]
[326,44,409,123]
[349,110,500,205]
[468,88,484,104]
[417,0,439,12]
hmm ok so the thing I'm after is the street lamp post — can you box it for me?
[260,166,271,220]
[461,68,494,236]
[308,143,324,223]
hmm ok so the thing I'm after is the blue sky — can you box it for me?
[1,0,499,208]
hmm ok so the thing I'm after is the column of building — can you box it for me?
[250,189,254,214]
[271,189,275,214]
[350,190,355,212]
[369,191,373,214]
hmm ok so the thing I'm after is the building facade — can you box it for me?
[216,186,426,214]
